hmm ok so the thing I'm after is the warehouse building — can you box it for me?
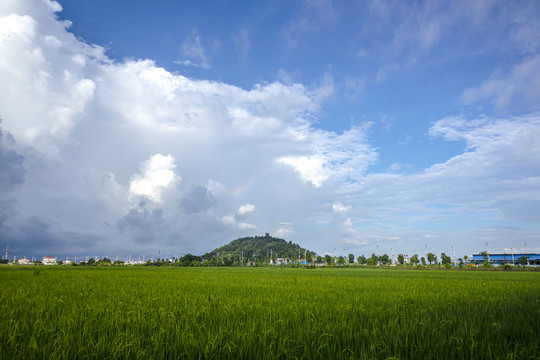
[472,253,540,266]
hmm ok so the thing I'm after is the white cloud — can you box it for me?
[220,214,256,230]
[332,201,351,215]
[220,214,236,226]
[129,154,180,204]
[237,204,255,215]
[312,71,334,104]
[178,29,210,68]
[461,55,540,110]
[276,68,294,85]
[0,8,103,155]
[274,227,293,240]
[279,155,329,187]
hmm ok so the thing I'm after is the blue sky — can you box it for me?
[1,0,539,261]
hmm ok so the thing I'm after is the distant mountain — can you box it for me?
[202,234,316,261]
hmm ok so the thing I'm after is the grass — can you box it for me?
[0,266,539,359]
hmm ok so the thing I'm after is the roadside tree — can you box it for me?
[441,253,452,266]
[379,254,391,265]
[324,254,332,265]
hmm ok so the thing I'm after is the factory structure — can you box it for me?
[472,253,540,266]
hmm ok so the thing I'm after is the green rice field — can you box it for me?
[0,267,539,359]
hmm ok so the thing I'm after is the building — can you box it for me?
[18,258,31,265]
[42,256,57,265]
[472,253,540,266]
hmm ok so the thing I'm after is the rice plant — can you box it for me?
[0,267,538,359]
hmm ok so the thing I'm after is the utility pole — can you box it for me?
[4,245,9,261]
[525,242,529,266]
[452,244,456,266]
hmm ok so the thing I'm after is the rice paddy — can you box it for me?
[0,267,538,359]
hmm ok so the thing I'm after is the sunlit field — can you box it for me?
[0,267,538,359]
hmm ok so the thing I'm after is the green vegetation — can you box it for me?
[1,267,539,359]
[202,234,316,264]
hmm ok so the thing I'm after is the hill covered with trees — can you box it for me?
[202,234,316,264]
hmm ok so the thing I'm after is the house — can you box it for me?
[42,256,57,265]
[18,258,31,265]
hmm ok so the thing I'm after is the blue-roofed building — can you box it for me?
[472,253,540,266]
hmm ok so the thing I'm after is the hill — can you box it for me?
[202,234,316,262]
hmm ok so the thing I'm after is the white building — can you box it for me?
[43,256,57,265]
[18,258,31,265]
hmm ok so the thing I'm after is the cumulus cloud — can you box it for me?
[220,213,256,230]
[279,155,329,187]
[332,202,351,216]
[279,125,377,187]
[0,4,104,155]
[129,154,180,204]
[334,114,540,254]
[273,223,293,239]
[237,204,255,216]
[3,0,356,256]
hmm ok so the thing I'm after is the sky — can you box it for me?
[1,0,539,261]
